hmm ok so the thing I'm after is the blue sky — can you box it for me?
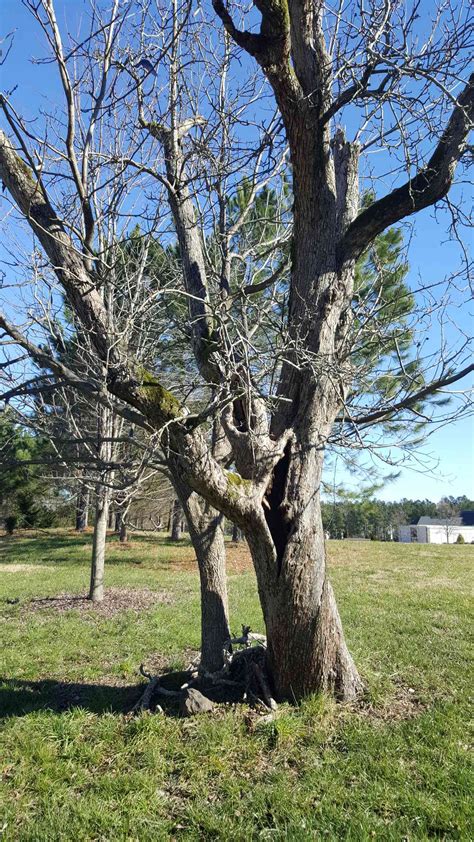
[0,0,472,503]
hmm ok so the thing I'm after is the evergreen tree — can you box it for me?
[0,410,66,529]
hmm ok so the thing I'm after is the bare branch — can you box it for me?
[349,362,474,427]
[340,73,474,264]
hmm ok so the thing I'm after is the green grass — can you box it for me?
[0,531,472,840]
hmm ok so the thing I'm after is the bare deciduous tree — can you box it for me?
[0,0,472,699]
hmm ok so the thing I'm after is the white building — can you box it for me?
[399,512,474,544]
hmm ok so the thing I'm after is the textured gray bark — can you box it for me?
[171,468,230,673]
[89,485,109,603]
[185,498,230,673]
[243,433,363,701]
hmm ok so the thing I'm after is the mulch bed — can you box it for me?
[23,587,173,618]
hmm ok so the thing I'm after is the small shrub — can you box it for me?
[4,515,17,535]
[455,533,465,544]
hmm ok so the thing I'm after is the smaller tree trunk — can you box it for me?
[169,464,231,672]
[119,518,128,543]
[170,499,182,541]
[114,506,129,542]
[75,484,89,532]
[231,523,242,543]
[89,486,109,602]
[181,495,231,672]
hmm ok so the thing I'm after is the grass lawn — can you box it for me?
[0,530,472,841]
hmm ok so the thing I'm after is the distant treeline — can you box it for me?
[321,496,474,541]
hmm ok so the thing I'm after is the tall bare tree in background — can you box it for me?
[0,0,472,699]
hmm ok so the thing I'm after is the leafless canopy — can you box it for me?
[0,0,472,699]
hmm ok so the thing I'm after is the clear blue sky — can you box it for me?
[0,0,472,503]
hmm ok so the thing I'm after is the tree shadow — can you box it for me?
[0,676,146,717]
[0,531,193,567]
[0,668,248,719]
[0,534,91,564]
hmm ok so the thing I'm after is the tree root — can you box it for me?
[132,674,162,714]
[133,630,276,715]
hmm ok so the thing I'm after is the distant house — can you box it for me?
[399,511,474,544]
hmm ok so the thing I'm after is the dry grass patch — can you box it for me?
[0,563,56,573]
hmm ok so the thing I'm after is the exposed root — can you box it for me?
[132,674,162,714]
[133,629,276,716]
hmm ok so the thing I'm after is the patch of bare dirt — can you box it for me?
[24,586,173,617]
[163,542,254,575]
[226,544,253,574]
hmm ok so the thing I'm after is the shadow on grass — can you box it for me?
[0,676,151,717]
[0,669,244,719]
[0,534,91,564]
[0,533,194,570]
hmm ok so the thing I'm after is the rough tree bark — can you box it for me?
[185,499,230,672]
[172,478,231,673]
[245,440,361,700]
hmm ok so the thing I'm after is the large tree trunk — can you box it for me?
[245,438,363,703]
[89,484,109,602]
[170,499,182,541]
[75,483,89,531]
